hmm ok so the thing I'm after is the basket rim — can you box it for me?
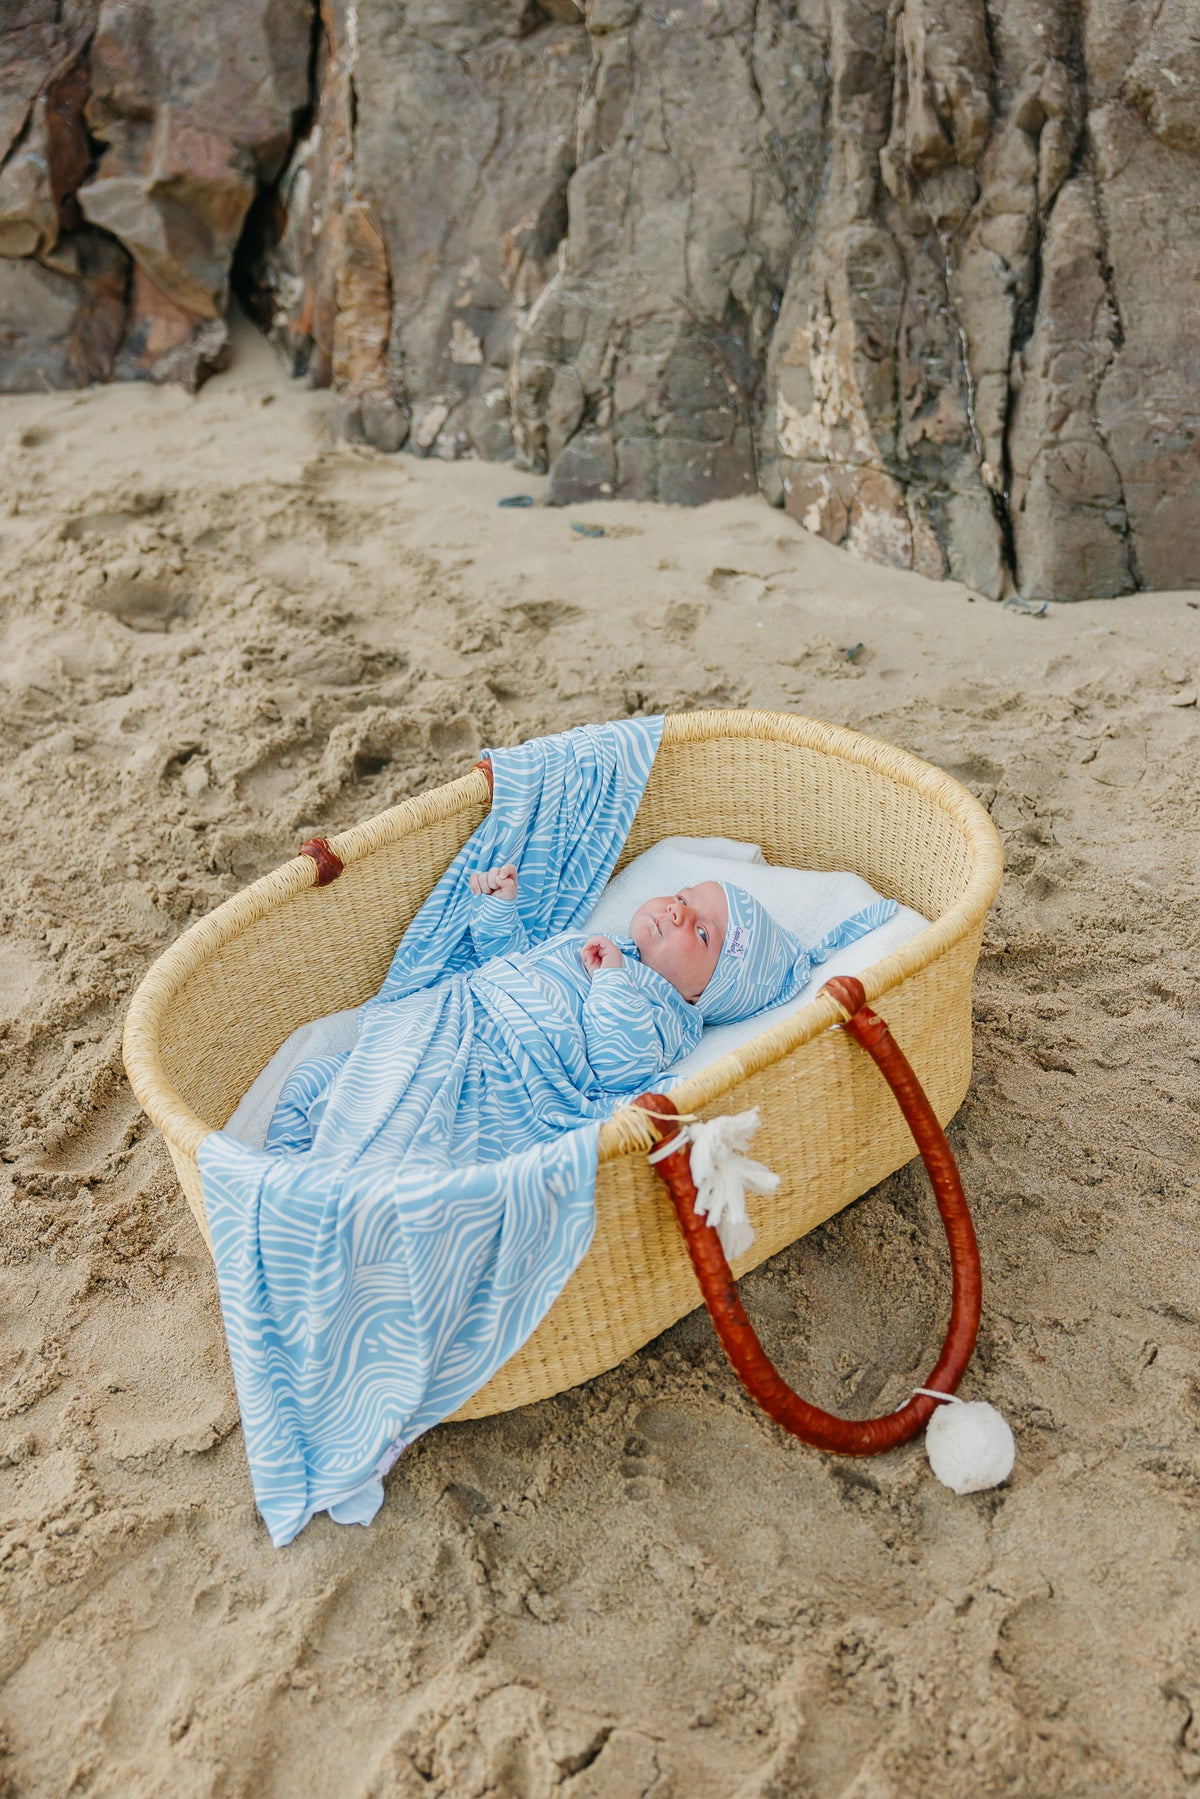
[122,708,1003,1164]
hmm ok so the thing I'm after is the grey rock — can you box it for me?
[1,0,1196,597]
[1089,76,1200,588]
[0,227,128,390]
[515,0,816,506]
[267,0,587,457]
[1008,177,1132,601]
[547,430,616,503]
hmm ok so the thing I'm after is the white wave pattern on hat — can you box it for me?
[697,883,898,1027]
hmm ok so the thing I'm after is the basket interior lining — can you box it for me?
[158,738,975,1132]
[158,811,479,1130]
[618,737,970,918]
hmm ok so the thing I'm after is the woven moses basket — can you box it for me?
[123,709,1002,1425]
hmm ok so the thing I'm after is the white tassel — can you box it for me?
[649,1108,778,1261]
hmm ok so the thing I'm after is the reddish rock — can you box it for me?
[0,0,314,388]
[79,118,257,322]
[0,30,91,259]
[76,0,315,377]
[262,0,408,448]
[112,261,228,388]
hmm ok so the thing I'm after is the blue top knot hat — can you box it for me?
[696,883,898,1027]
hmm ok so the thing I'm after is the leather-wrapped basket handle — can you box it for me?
[298,837,345,885]
[302,756,495,883]
[635,975,982,1454]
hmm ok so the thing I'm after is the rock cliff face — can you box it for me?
[2,0,1197,598]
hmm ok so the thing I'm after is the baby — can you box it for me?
[469,862,727,1003]
[266,854,894,1155]
[464,858,829,1100]
[268,863,748,1156]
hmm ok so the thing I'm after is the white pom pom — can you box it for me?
[922,1394,1016,1495]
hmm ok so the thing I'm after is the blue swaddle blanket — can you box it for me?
[199,717,664,1545]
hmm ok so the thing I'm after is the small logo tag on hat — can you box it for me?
[726,924,751,959]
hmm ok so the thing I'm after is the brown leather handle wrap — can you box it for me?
[635,975,982,1455]
[298,837,345,886]
[474,758,495,795]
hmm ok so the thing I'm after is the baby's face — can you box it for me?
[630,882,727,1003]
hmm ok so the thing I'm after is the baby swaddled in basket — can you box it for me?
[198,717,904,1546]
[264,860,895,1162]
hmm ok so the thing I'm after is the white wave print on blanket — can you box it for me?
[198,717,664,1546]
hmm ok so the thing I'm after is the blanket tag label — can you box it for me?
[726,924,750,960]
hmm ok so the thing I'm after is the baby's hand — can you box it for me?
[469,863,518,902]
[581,936,623,976]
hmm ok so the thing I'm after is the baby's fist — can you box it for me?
[469,862,518,901]
[581,935,623,976]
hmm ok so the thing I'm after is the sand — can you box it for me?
[1,315,1198,1798]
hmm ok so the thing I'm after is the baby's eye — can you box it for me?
[697,925,708,946]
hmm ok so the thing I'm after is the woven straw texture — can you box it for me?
[122,710,1002,1418]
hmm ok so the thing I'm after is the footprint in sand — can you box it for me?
[428,714,481,759]
[507,598,584,633]
[944,754,1004,786]
[663,600,704,643]
[706,567,768,608]
[283,643,367,688]
[620,1430,665,1500]
[62,490,166,541]
[237,741,322,810]
[88,559,191,633]
[1084,731,1147,788]
[0,939,44,1028]
[38,1088,144,1174]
